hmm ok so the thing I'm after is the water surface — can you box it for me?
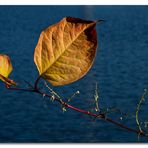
[0,6,148,142]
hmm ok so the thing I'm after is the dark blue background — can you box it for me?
[0,6,148,142]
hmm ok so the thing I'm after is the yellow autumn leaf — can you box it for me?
[34,17,98,86]
[0,54,17,87]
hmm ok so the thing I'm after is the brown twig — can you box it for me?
[6,77,148,138]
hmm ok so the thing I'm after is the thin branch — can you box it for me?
[67,90,80,102]
[44,81,61,99]
[7,87,35,92]
[24,80,34,89]
[6,84,148,137]
[136,89,147,132]
[94,82,99,112]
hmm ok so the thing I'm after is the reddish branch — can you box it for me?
[7,77,148,137]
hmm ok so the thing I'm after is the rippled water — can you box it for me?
[0,6,148,142]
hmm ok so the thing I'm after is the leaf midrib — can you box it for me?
[41,21,95,77]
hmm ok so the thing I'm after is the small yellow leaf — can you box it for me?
[0,54,17,86]
[34,17,98,86]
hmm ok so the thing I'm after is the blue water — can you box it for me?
[0,6,148,142]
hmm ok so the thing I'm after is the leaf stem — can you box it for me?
[34,75,42,90]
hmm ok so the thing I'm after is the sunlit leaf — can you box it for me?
[34,17,98,86]
[0,54,17,87]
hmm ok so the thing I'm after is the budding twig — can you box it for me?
[5,78,148,138]
[136,89,147,132]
